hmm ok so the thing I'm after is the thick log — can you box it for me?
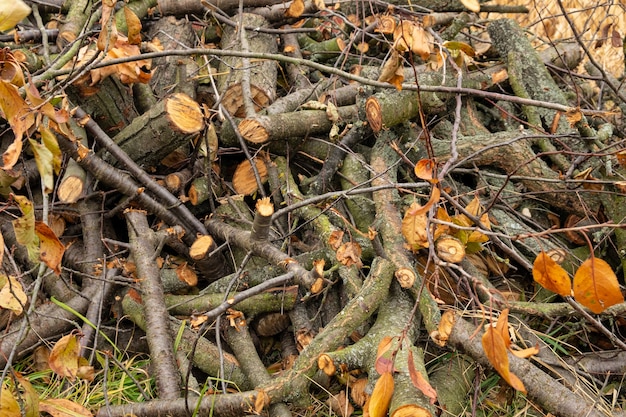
[106,93,203,168]
[148,16,198,99]
[237,105,359,144]
[217,13,277,117]
[67,76,139,135]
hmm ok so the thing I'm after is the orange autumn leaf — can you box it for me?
[573,257,624,314]
[407,349,437,404]
[35,221,65,276]
[494,309,511,349]
[414,159,438,184]
[481,324,527,394]
[369,372,394,417]
[532,251,572,296]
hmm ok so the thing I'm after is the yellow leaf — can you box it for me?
[0,0,31,32]
[29,138,54,194]
[48,334,80,381]
[123,6,142,45]
[16,374,39,417]
[369,372,394,417]
[0,386,21,417]
[532,251,572,296]
[443,41,476,57]
[12,194,39,263]
[0,274,27,315]
[573,257,624,314]
[481,325,526,393]
[39,125,63,174]
[402,202,430,250]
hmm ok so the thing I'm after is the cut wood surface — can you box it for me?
[1,2,625,417]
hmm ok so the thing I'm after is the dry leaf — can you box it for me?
[375,336,396,374]
[532,251,572,296]
[481,324,527,393]
[350,378,368,407]
[254,390,269,414]
[123,7,142,45]
[407,349,437,404]
[0,386,21,417]
[431,309,456,346]
[48,333,81,381]
[0,81,34,170]
[402,202,430,250]
[369,372,394,417]
[414,159,437,183]
[0,274,27,315]
[15,373,39,417]
[378,49,403,90]
[39,398,92,417]
[328,230,344,250]
[327,390,354,417]
[336,241,363,268]
[573,257,624,313]
[35,221,65,276]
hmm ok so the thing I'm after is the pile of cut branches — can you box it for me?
[1,1,625,416]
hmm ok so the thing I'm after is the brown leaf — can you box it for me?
[327,390,354,417]
[336,241,363,268]
[48,333,81,381]
[532,251,572,296]
[328,230,344,250]
[409,24,432,61]
[407,349,437,404]
[481,324,526,393]
[573,257,624,313]
[378,49,402,89]
[369,372,394,417]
